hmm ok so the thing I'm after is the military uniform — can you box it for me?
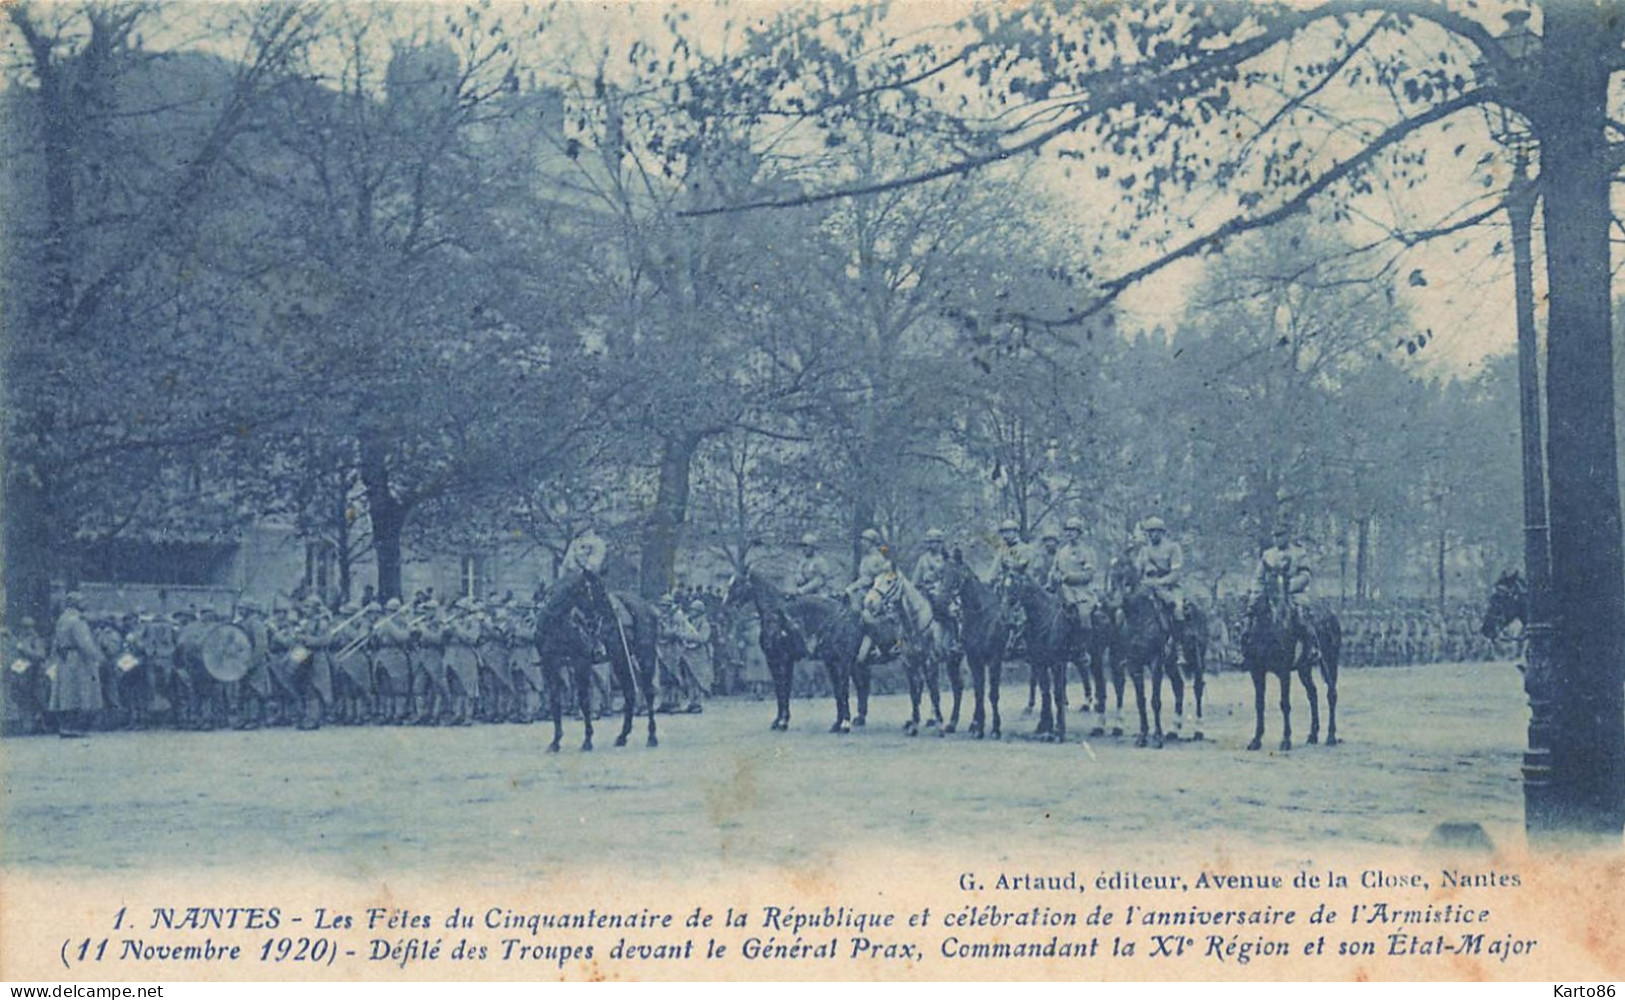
[793,539,834,598]
[49,597,105,736]
[1051,526,1100,620]
[1135,520,1185,621]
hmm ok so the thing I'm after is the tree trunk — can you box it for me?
[357,433,406,603]
[1355,516,1371,602]
[1532,3,1625,841]
[639,431,700,600]
[1436,527,1447,617]
[3,465,55,625]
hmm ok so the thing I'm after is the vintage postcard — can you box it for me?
[2,0,1622,983]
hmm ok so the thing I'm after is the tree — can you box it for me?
[1,2,322,619]
[704,0,1624,841]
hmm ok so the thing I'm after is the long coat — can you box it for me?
[49,608,105,713]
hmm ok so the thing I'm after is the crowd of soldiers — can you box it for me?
[3,516,1515,737]
[1,580,745,739]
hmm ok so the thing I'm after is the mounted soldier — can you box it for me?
[1035,524,1062,589]
[792,533,834,597]
[1251,525,1319,666]
[1050,517,1100,628]
[849,528,897,665]
[995,519,1035,585]
[912,529,956,644]
[1134,516,1185,629]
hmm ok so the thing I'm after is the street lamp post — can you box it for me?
[1492,10,1558,840]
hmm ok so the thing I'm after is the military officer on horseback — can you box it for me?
[912,528,958,650]
[1135,516,1185,625]
[1050,517,1099,627]
[1253,525,1320,664]
[995,519,1035,583]
[793,533,834,597]
[850,528,897,664]
[1036,524,1062,588]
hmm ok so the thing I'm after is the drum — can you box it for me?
[177,622,253,683]
[290,645,312,666]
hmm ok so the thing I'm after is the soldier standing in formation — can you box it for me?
[49,592,104,739]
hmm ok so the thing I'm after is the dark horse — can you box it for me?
[534,570,661,752]
[723,568,867,733]
[1242,573,1342,751]
[1111,554,1208,747]
[1481,570,1528,644]
[939,555,1010,739]
[1002,574,1088,743]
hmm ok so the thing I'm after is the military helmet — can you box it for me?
[1040,525,1061,541]
[924,528,945,543]
[385,597,402,611]
[689,599,707,614]
[800,532,818,547]
[1064,516,1084,533]
[64,591,85,609]
[860,528,883,545]
[1142,516,1167,532]
[999,519,1020,534]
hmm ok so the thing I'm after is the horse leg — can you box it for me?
[1111,647,1127,737]
[828,657,851,734]
[645,662,659,748]
[1024,668,1037,716]
[1323,654,1340,747]
[1088,642,1107,737]
[547,666,563,753]
[577,665,595,752]
[989,656,1003,740]
[1166,652,1185,743]
[771,655,791,731]
[614,657,636,747]
[1247,667,1265,751]
[924,650,944,729]
[1189,640,1206,741]
[853,661,870,727]
[904,657,922,737]
[1130,663,1149,748]
[1036,666,1054,738]
[945,652,963,734]
[1149,656,1166,749]
[1278,668,1293,752]
[1053,660,1068,745]
[1300,660,1321,746]
[969,657,986,739]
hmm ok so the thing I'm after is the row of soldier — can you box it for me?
[2,585,732,738]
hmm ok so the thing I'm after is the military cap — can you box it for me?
[1064,517,1084,533]
[1142,516,1167,532]
[924,528,945,542]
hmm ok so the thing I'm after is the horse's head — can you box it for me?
[723,567,755,610]
[1481,570,1527,639]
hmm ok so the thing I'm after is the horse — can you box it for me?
[940,555,1010,740]
[1481,569,1528,650]
[864,569,956,736]
[723,567,866,733]
[1242,573,1342,751]
[1001,573,1089,743]
[534,571,660,752]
